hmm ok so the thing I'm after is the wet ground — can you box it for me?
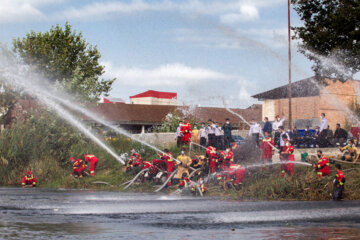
[1,187,360,239]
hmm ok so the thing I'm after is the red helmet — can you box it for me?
[27,171,32,175]
[69,157,75,161]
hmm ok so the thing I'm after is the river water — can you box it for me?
[1,187,360,239]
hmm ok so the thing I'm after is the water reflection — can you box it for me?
[1,187,360,240]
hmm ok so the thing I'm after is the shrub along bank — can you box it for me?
[1,113,359,201]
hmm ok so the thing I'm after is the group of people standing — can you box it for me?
[249,113,333,149]
[176,118,233,150]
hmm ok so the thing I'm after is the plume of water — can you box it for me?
[0,46,170,164]
[190,141,207,150]
[44,92,166,156]
[193,14,360,126]
[0,48,125,164]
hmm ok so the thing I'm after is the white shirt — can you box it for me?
[215,126,222,136]
[206,124,216,134]
[273,116,286,131]
[320,117,328,132]
[280,131,290,147]
[176,126,181,137]
[249,123,261,136]
[200,127,207,138]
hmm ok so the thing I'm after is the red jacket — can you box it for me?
[84,154,98,163]
[179,177,190,188]
[260,137,274,159]
[317,156,330,173]
[219,151,226,160]
[129,152,142,165]
[162,152,174,163]
[73,159,86,170]
[22,171,36,186]
[232,143,238,150]
[225,151,234,162]
[336,170,345,186]
[180,122,191,136]
[130,152,141,159]
[206,146,217,157]
[282,140,295,161]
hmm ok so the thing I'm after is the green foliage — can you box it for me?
[0,85,19,120]
[0,110,122,184]
[158,110,200,132]
[292,0,360,79]
[12,22,114,101]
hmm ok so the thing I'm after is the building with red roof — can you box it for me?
[130,90,177,106]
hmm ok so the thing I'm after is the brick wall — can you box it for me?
[319,79,360,128]
[261,79,360,129]
[262,96,319,123]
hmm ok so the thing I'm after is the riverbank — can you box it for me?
[10,159,358,201]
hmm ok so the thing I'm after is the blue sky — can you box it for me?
[0,0,314,108]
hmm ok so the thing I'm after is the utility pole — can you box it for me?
[288,0,292,129]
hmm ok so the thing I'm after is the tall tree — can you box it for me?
[13,22,114,100]
[292,0,360,80]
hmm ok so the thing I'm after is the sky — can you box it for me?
[0,0,314,108]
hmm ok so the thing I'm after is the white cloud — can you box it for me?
[220,4,259,24]
[0,0,45,23]
[0,0,286,24]
[102,62,233,86]
[57,0,282,22]
[0,0,65,23]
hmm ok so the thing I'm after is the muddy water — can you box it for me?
[1,187,360,239]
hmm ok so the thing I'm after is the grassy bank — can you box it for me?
[207,164,360,201]
[26,160,359,202]
[1,114,360,201]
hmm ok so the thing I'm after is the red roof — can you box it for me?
[103,97,125,104]
[130,90,177,99]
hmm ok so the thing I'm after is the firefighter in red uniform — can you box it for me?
[84,154,98,176]
[70,157,86,179]
[141,160,158,181]
[178,173,190,189]
[22,171,37,187]
[218,150,227,170]
[231,142,238,151]
[280,135,295,177]
[157,149,175,186]
[191,177,207,196]
[126,149,143,172]
[217,161,245,189]
[333,164,345,201]
[229,162,246,188]
[206,146,218,173]
[180,118,192,145]
[314,150,330,177]
[260,131,275,165]
[225,147,234,163]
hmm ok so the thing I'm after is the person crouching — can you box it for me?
[313,150,330,178]
[191,177,207,196]
[22,171,37,187]
[178,173,190,189]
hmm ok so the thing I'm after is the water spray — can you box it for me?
[221,98,278,151]
[0,49,124,164]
